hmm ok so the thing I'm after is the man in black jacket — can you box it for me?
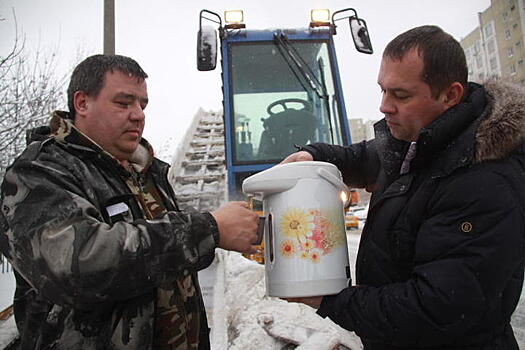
[283,26,525,349]
[0,54,259,349]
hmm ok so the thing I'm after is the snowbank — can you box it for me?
[210,250,362,349]
[0,272,14,312]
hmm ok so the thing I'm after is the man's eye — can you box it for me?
[116,101,129,107]
[395,95,410,100]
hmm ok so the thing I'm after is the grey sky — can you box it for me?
[0,0,491,157]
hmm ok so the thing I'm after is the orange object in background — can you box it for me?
[350,189,359,206]
[345,212,359,230]
[242,197,265,264]
[243,241,265,264]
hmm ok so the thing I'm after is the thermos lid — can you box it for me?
[243,161,345,196]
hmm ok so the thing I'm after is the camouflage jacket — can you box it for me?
[0,111,219,349]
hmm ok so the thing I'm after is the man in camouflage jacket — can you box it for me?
[0,55,259,349]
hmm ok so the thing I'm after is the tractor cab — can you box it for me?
[197,8,372,199]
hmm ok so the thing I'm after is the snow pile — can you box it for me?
[210,250,362,349]
[0,272,15,312]
[0,317,17,350]
[0,272,18,348]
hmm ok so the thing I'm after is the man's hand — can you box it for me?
[284,296,323,309]
[280,151,313,164]
[211,201,259,254]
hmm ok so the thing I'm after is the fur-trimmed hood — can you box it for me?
[475,79,525,162]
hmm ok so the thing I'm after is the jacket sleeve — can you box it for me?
[301,140,380,189]
[317,170,525,346]
[0,151,219,309]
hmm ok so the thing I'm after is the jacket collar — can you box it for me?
[413,82,487,177]
[373,119,410,178]
[417,82,487,160]
[48,111,155,176]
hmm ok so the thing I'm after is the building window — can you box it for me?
[476,55,483,69]
[519,59,523,65]
[508,46,514,57]
[505,29,512,39]
[511,63,517,75]
[478,72,485,81]
[474,41,482,53]
[484,23,494,37]
[516,41,521,47]
[513,23,518,29]
[503,11,509,21]
[488,39,496,53]
[490,57,498,71]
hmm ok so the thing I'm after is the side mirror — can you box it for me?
[197,26,217,71]
[349,17,373,54]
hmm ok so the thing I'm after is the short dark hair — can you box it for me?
[67,54,148,120]
[383,25,468,98]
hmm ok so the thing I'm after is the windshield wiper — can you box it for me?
[273,32,334,144]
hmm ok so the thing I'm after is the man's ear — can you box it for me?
[73,91,89,117]
[442,82,464,108]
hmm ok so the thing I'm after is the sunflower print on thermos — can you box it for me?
[279,207,345,262]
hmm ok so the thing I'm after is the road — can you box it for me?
[345,229,525,347]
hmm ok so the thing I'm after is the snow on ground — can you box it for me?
[199,232,364,349]
[208,249,363,349]
[0,317,17,350]
[0,271,15,312]
[0,270,16,350]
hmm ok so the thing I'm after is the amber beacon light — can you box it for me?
[224,10,245,29]
[310,9,331,27]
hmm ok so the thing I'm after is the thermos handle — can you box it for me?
[267,213,275,269]
[317,168,349,192]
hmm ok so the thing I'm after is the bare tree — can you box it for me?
[0,9,68,179]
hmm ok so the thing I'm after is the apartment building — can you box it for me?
[461,0,525,85]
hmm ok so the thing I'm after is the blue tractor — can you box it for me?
[197,8,373,200]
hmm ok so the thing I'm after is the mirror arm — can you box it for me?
[330,8,359,36]
[331,8,359,31]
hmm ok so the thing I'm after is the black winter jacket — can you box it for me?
[305,81,525,349]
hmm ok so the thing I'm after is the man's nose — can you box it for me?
[379,94,395,115]
[129,104,145,121]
